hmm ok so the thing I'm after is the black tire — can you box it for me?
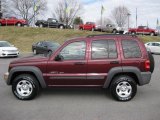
[112,29,117,34]
[80,28,83,30]
[33,49,37,55]
[131,32,136,35]
[16,22,22,27]
[150,32,155,36]
[59,25,64,29]
[39,23,43,28]
[148,51,155,73]
[110,75,137,101]
[91,28,95,31]
[12,74,40,100]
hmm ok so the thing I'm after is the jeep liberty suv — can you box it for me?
[4,34,154,101]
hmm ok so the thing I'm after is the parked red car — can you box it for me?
[79,22,96,31]
[129,26,158,36]
[0,17,28,26]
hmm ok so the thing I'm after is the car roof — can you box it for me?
[65,34,138,43]
[146,42,160,43]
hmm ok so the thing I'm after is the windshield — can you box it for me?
[0,41,12,47]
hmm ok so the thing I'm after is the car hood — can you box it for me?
[10,55,48,64]
[0,47,18,51]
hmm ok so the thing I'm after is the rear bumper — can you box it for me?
[139,72,151,86]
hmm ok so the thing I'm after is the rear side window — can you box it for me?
[122,40,141,58]
[92,40,117,59]
[151,43,160,46]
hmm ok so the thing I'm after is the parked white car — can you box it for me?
[145,42,160,54]
[0,41,19,57]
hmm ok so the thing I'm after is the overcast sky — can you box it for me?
[47,0,160,28]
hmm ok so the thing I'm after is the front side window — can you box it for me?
[92,40,117,59]
[60,41,86,60]
[122,40,141,58]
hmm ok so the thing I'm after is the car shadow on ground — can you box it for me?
[39,87,112,99]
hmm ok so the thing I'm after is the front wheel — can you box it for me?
[110,75,137,101]
[59,25,64,29]
[12,74,40,100]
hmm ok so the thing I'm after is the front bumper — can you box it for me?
[4,72,9,84]
[0,51,19,57]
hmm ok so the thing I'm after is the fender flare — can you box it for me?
[103,67,142,88]
[8,66,47,88]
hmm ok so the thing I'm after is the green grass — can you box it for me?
[0,27,160,52]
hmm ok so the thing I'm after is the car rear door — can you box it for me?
[87,37,121,86]
[45,40,88,86]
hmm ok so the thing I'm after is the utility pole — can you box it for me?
[127,13,131,29]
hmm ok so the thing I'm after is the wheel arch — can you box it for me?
[8,66,47,88]
[103,67,142,88]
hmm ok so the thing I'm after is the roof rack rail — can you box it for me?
[87,34,137,38]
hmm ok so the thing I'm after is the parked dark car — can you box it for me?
[4,34,154,101]
[35,18,66,29]
[32,41,60,55]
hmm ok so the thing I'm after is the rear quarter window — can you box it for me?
[122,40,141,58]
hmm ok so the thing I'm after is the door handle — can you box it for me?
[74,62,85,65]
[110,61,119,64]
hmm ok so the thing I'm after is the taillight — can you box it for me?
[145,60,150,71]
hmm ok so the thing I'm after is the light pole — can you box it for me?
[127,13,131,29]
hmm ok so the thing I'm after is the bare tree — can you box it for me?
[111,6,130,27]
[96,18,113,25]
[54,0,82,26]
[1,0,10,17]
[10,0,47,25]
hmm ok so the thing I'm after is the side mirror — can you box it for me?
[55,54,64,61]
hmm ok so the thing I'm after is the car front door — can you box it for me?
[45,40,88,86]
[87,38,121,86]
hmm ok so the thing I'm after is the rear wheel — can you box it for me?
[112,29,117,34]
[131,32,136,35]
[33,49,37,55]
[110,75,137,101]
[17,23,22,27]
[59,25,64,29]
[39,24,43,28]
[12,74,40,100]
[150,32,155,36]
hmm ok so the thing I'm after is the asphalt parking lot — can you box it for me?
[0,54,160,120]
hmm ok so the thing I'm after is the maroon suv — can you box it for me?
[4,34,154,101]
